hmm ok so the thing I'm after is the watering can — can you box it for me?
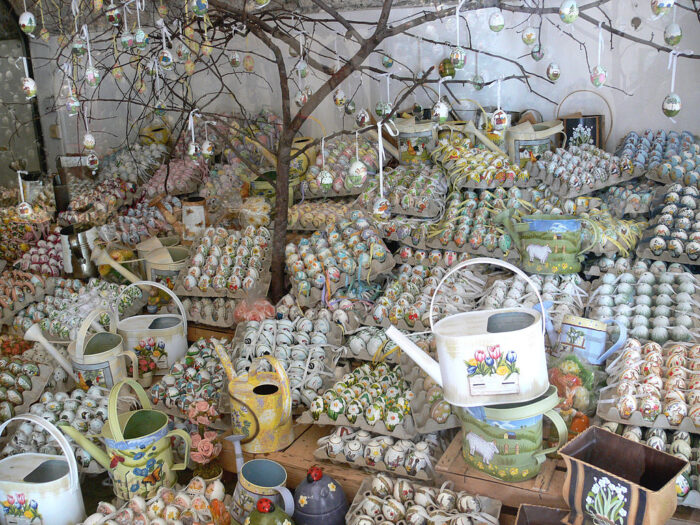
[91,245,189,287]
[116,281,188,371]
[0,414,86,525]
[557,315,627,366]
[59,379,190,500]
[67,308,138,389]
[385,258,549,408]
[214,344,294,454]
[496,209,594,274]
[23,324,79,383]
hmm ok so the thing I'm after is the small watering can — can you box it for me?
[68,308,138,389]
[386,258,549,408]
[496,210,594,274]
[116,281,188,371]
[224,435,295,524]
[0,414,86,525]
[90,245,189,287]
[214,344,294,454]
[59,379,190,500]
[557,315,627,366]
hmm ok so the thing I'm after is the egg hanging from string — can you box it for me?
[201,40,214,57]
[157,4,168,17]
[375,101,392,118]
[21,77,37,99]
[559,0,579,23]
[191,0,209,18]
[372,197,392,220]
[589,65,607,87]
[177,42,191,62]
[93,0,103,9]
[432,99,450,124]
[491,109,508,131]
[296,60,308,78]
[105,3,122,27]
[355,108,370,127]
[135,78,147,94]
[438,58,455,78]
[382,55,394,69]
[333,88,346,107]
[72,36,87,56]
[120,31,135,49]
[134,28,149,50]
[294,90,308,107]
[188,142,201,160]
[344,100,356,115]
[255,0,271,7]
[184,60,196,75]
[159,50,174,70]
[86,153,100,173]
[347,160,367,187]
[83,133,96,150]
[113,66,124,81]
[317,169,333,192]
[489,12,505,32]
[202,140,214,159]
[522,27,537,45]
[664,23,682,46]
[547,63,561,82]
[39,28,50,42]
[450,47,466,70]
[230,51,241,68]
[154,100,167,116]
[19,12,36,34]
[651,0,674,17]
[85,66,101,87]
[531,45,544,61]
[471,73,484,91]
[662,93,681,117]
[243,55,255,72]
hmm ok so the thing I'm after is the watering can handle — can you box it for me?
[166,428,191,471]
[251,356,292,420]
[274,485,295,516]
[115,280,188,336]
[595,319,628,364]
[429,257,546,337]
[107,378,153,443]
[534,409,569,464]
[0,414,80,492]
[75,308,117,360]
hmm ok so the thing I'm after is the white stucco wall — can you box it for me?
[28,0,699,170]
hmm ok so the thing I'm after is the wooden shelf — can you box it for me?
[187,323,236,342]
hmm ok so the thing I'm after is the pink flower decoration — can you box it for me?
[195,400,210,412]
[475,350,486,363]
[197,415,210,425]
[198,439,215,457]
[17,494,25,506]
[190,451,206,464]
[191,432,202,447]
[488,346,501,360]
[204,431,218,441]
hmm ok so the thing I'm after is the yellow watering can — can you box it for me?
[214,344,294,454]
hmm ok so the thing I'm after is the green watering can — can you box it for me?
[496,209,594,274]
[59,379,190,500]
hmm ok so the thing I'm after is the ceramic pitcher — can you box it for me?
[454,385,567,482]
[60,379,190,500]
[225,435,294,524]
[557,315,627,365]
[68,308,137,389]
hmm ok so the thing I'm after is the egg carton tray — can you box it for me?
[596,389,699,433]
[314,446,436,481]
[636,241,700,268]
[297,408,420,440]
[450,173,539,191]
[0,279,56,329]
[293,178,372,202]
[679,486,700,509]
[424,237,521,262]
[0,363,53,423]
[346,476,502,525]
[354,196,446,220]
[173,267,272,300]
[231,317,344,350]
[527,162,644,200]
[185,309,236,328]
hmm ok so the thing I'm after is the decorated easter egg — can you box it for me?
[355,108,371,127]
[21,77,37,99]
[662,93,681,117]
[471,73,484,90]
[230,51,240,68]
[531,45,544,61]
[372,197,392,220]
[333,88,346,107]
[432,100,450,124]
[243,55,255,72]
[438,58,455,78]
[83,133,96,150]
[121,31,135,49]
[559,0,579,23]
[547,63,561,82]
[651,0,674,17]
[489,12,505,32]
[522,27,537,45]
[450,46,467,70]
[664,23,682,46]
[382,55,394,68]
[191,0,208,17]
[19,12,36,34]
[589,65,607,87]
[344,100,356,114]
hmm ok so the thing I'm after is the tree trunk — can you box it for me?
[269,135,293,302]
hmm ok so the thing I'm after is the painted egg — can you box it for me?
[559,0,579,23]
[531,45,544,61]
[450,46,467,70]
[547,63,561,82]
[19,11,36,34]
[489,11,505,32]
[590,65,607,88]
[662,93,681,117]
[664,23,682,46]
[522,27,537,45]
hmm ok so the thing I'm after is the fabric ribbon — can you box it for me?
[81,24,94,68]
[16,171,28,203]
[321,136,326,170]
[668,49,694,93]
[15,57,30,79]
[597,21,603,66]
[455,0,466,47]
[188,108,201,143]
[377,120,399,199]
[71,0,80,32]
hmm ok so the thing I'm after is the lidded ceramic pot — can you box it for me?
[293,467,348,525]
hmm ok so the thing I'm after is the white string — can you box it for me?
[321,136,326,170]
[81,25,93,67]
[189,108,200,143]
[160,23,172,51]
[16,57,30,78]
[383,72,391,104]
[673,5,677,23]
[83,103,90,133]
[668,49,694,93]
[417,36,422,74]
[497,76,501,110]
[355,130,359,160]
[334,37,339,73]
[17,171,26,202]
[22,0,27,12]
[438,76,444,99]
[455,0,466,47]
[597,21,603,66]
[136,0,144,29]
[376,120,399,199]
[474,50,479,75]
[154,58,161,92]
[71,0,80,32]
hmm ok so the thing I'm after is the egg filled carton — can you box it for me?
[294,178,372,201]
[341,327,404,364]
[314,446,435,481]
[585,273,700,344]
[0,362,52,424]
[171,298,238,328]
[0,277,56,328]
[597,389,699,433]
[346,476,502,525]
[287,199,355,231]
[595,180,660,219]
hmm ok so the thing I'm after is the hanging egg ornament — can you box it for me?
[177,43,191,62]
[348,160,367,187]
[375,101,393,118]
[19,12,36,34]
[83,133,96,150]
[318,170,333,192]
[255,0,271,7]
[39,28,50,42]
[344,100,356,115]
[85,66,101,87]
[382,55,394,69]
[21,77,37,99]
[86,153,100,172]
[372,197,392,220]
[191,0,209,18]
[559,0,579,23]
[94,0,103,9]
[333,88,346,107]
[651,0,675,17]
[531,45,544,61]
[296,60,308,78]
[154,99,167,116]
[432,99,450,124]
[113,66,124,80]
[662,93,681,117]
[438,58,455,78]
[491,109,508,131]
[489,12,505,32]
[201,40,214,57]
[522,27,537,45]
[120,31,135,49]
[185,60,196,75]
[157,4,168,17]
[202,140,214,159]
[295,90,308,107]
[72,36,87,56]
[450,47,467,70]
[158,50,174,70]
[230,51,241,68]
[188,142,201,160]
[134,28,149,49]
[547,63,561,82]
[589,65,607,87]
[355,108,370,127]
[135,78,147,94]
[471,73,484,90]
[105,4,122,27]
[664,23,682,46]
[243,55,255,72]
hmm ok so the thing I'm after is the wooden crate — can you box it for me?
[187,322,236,342]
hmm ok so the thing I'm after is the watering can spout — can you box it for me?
[223,434,246,473]
[58,423,111,470]
[23,324,78,382]
[385,326,442,388]
[90,245,142,285]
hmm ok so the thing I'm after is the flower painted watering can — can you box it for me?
[223,435,295,524]
[214,344,294,453]
[68,308,138,389]
[116,281,188,371]
[386,258,549,408]
[0,414,86,525]
[59,379,190,500]
[557,315,627,366]
[496,210,594,274]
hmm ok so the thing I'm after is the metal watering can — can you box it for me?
[557,315,627,366]
[386,258,550,408]
[214,344,294,454]
[59,379,190,500]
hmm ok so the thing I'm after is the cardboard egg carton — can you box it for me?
[314,446,436,481]
[0,278,56,328]
[526,162,644,200]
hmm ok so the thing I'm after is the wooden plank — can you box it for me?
[187,323,236,342]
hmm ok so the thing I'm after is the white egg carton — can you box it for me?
[314,446,437,481]
[597,389,699,433]
[0,278,56,328]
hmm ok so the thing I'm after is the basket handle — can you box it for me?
[115,280,188,336]
[0,414,80,491]
[555,89,613,149]
[74,308,117,360]
[107,378,153,443]
[428,257,545,337]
